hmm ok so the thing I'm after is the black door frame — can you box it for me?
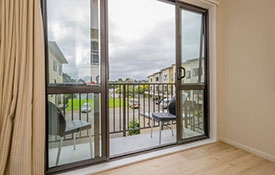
[42,0,109,173]
[42,0,210,174]
[175,1,210,144]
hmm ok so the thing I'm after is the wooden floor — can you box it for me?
[96,142,275,175]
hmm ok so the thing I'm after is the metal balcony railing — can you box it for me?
[108,82,175,137]
[48,82,204,143]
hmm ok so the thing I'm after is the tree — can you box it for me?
[124,77,132,82]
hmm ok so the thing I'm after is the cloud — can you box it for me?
[46,0,203,81]
[109,18,176,80]
[108,0,176,81]
[47,0,92,79]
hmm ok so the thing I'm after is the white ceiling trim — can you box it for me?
[205,0,219,5]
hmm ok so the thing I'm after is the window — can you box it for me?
[53,60,57,72]
[155,77,159,82]
[186,70,191,79]
[171,74,174,81]
[192,68,202,77]
[155,86,159,92]
[58,65,62,75]
[91,41,99,64]
[91,52,99,64]
[163,75,168,81]
[91,41,99,50]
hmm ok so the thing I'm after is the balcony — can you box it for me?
[48,83,204,167]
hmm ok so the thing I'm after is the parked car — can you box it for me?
[81,102,91,113]
[129,99,140,109]
[159,98,170,109]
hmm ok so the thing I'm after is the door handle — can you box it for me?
[177,67,186,80]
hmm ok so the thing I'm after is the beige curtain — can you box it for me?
[0,0,45,174]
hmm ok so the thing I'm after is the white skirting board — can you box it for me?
[220,137,275,163]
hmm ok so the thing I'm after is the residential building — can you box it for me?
[169,64,175,83]
[47,41,68,105]
[148,57,205,98]
[48,41,68,85]
[147,71,161,96]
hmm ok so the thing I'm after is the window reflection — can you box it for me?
[47,0,100,86]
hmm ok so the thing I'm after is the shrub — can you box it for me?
[128,120,140,135]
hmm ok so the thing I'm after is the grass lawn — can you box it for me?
[66,98,128,111]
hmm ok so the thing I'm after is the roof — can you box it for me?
[160,65,173,71]
[48,41,68,64]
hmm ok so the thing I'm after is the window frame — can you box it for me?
[42,0,217,173]
[43,0,109,173]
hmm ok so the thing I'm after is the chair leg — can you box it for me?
[89,129,93,158]
[150,117,153,138]
[56,136,64,166]
[183,127,186,139]
[73,133,77,150]
[170,120,174,136]
[159,121,162,145]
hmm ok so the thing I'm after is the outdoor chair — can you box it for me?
[48,101,93,166]
[151,93,188,145]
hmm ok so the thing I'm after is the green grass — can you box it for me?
[109,98,129,108]
[66,99,94,111]
[66,98,128,111]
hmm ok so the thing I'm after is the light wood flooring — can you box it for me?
[96,142,275,175]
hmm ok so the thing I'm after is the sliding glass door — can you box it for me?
[175,2,209,142]
[44,0,210,173]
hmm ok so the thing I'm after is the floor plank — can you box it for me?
[96,142,275,175]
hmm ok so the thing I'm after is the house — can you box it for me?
[47,41,68,85]
[148,65,175,98]
[1,0,275,174]
[147,71,161,97]
[47,41,68,106]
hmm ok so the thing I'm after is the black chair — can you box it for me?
[48,101,93,166]
[151,93,188,145]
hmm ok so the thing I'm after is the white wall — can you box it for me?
[217,0,275,161]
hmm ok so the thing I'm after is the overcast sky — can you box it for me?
[47,0,202,81]
[108,0,176,80]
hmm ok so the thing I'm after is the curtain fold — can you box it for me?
[0,0,45,174]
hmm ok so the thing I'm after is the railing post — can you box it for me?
[123,84,126,137]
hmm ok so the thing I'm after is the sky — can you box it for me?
[47,0,202,81]
[108,0,175,80]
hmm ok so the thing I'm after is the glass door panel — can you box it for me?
[45,0,108,171]
[176,3,208,142]
[47,0,101,86]
[180,10,205,84]
[181,90,205,139]
[47,93,102,167]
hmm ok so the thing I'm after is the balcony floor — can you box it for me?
[49,128,200,167]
